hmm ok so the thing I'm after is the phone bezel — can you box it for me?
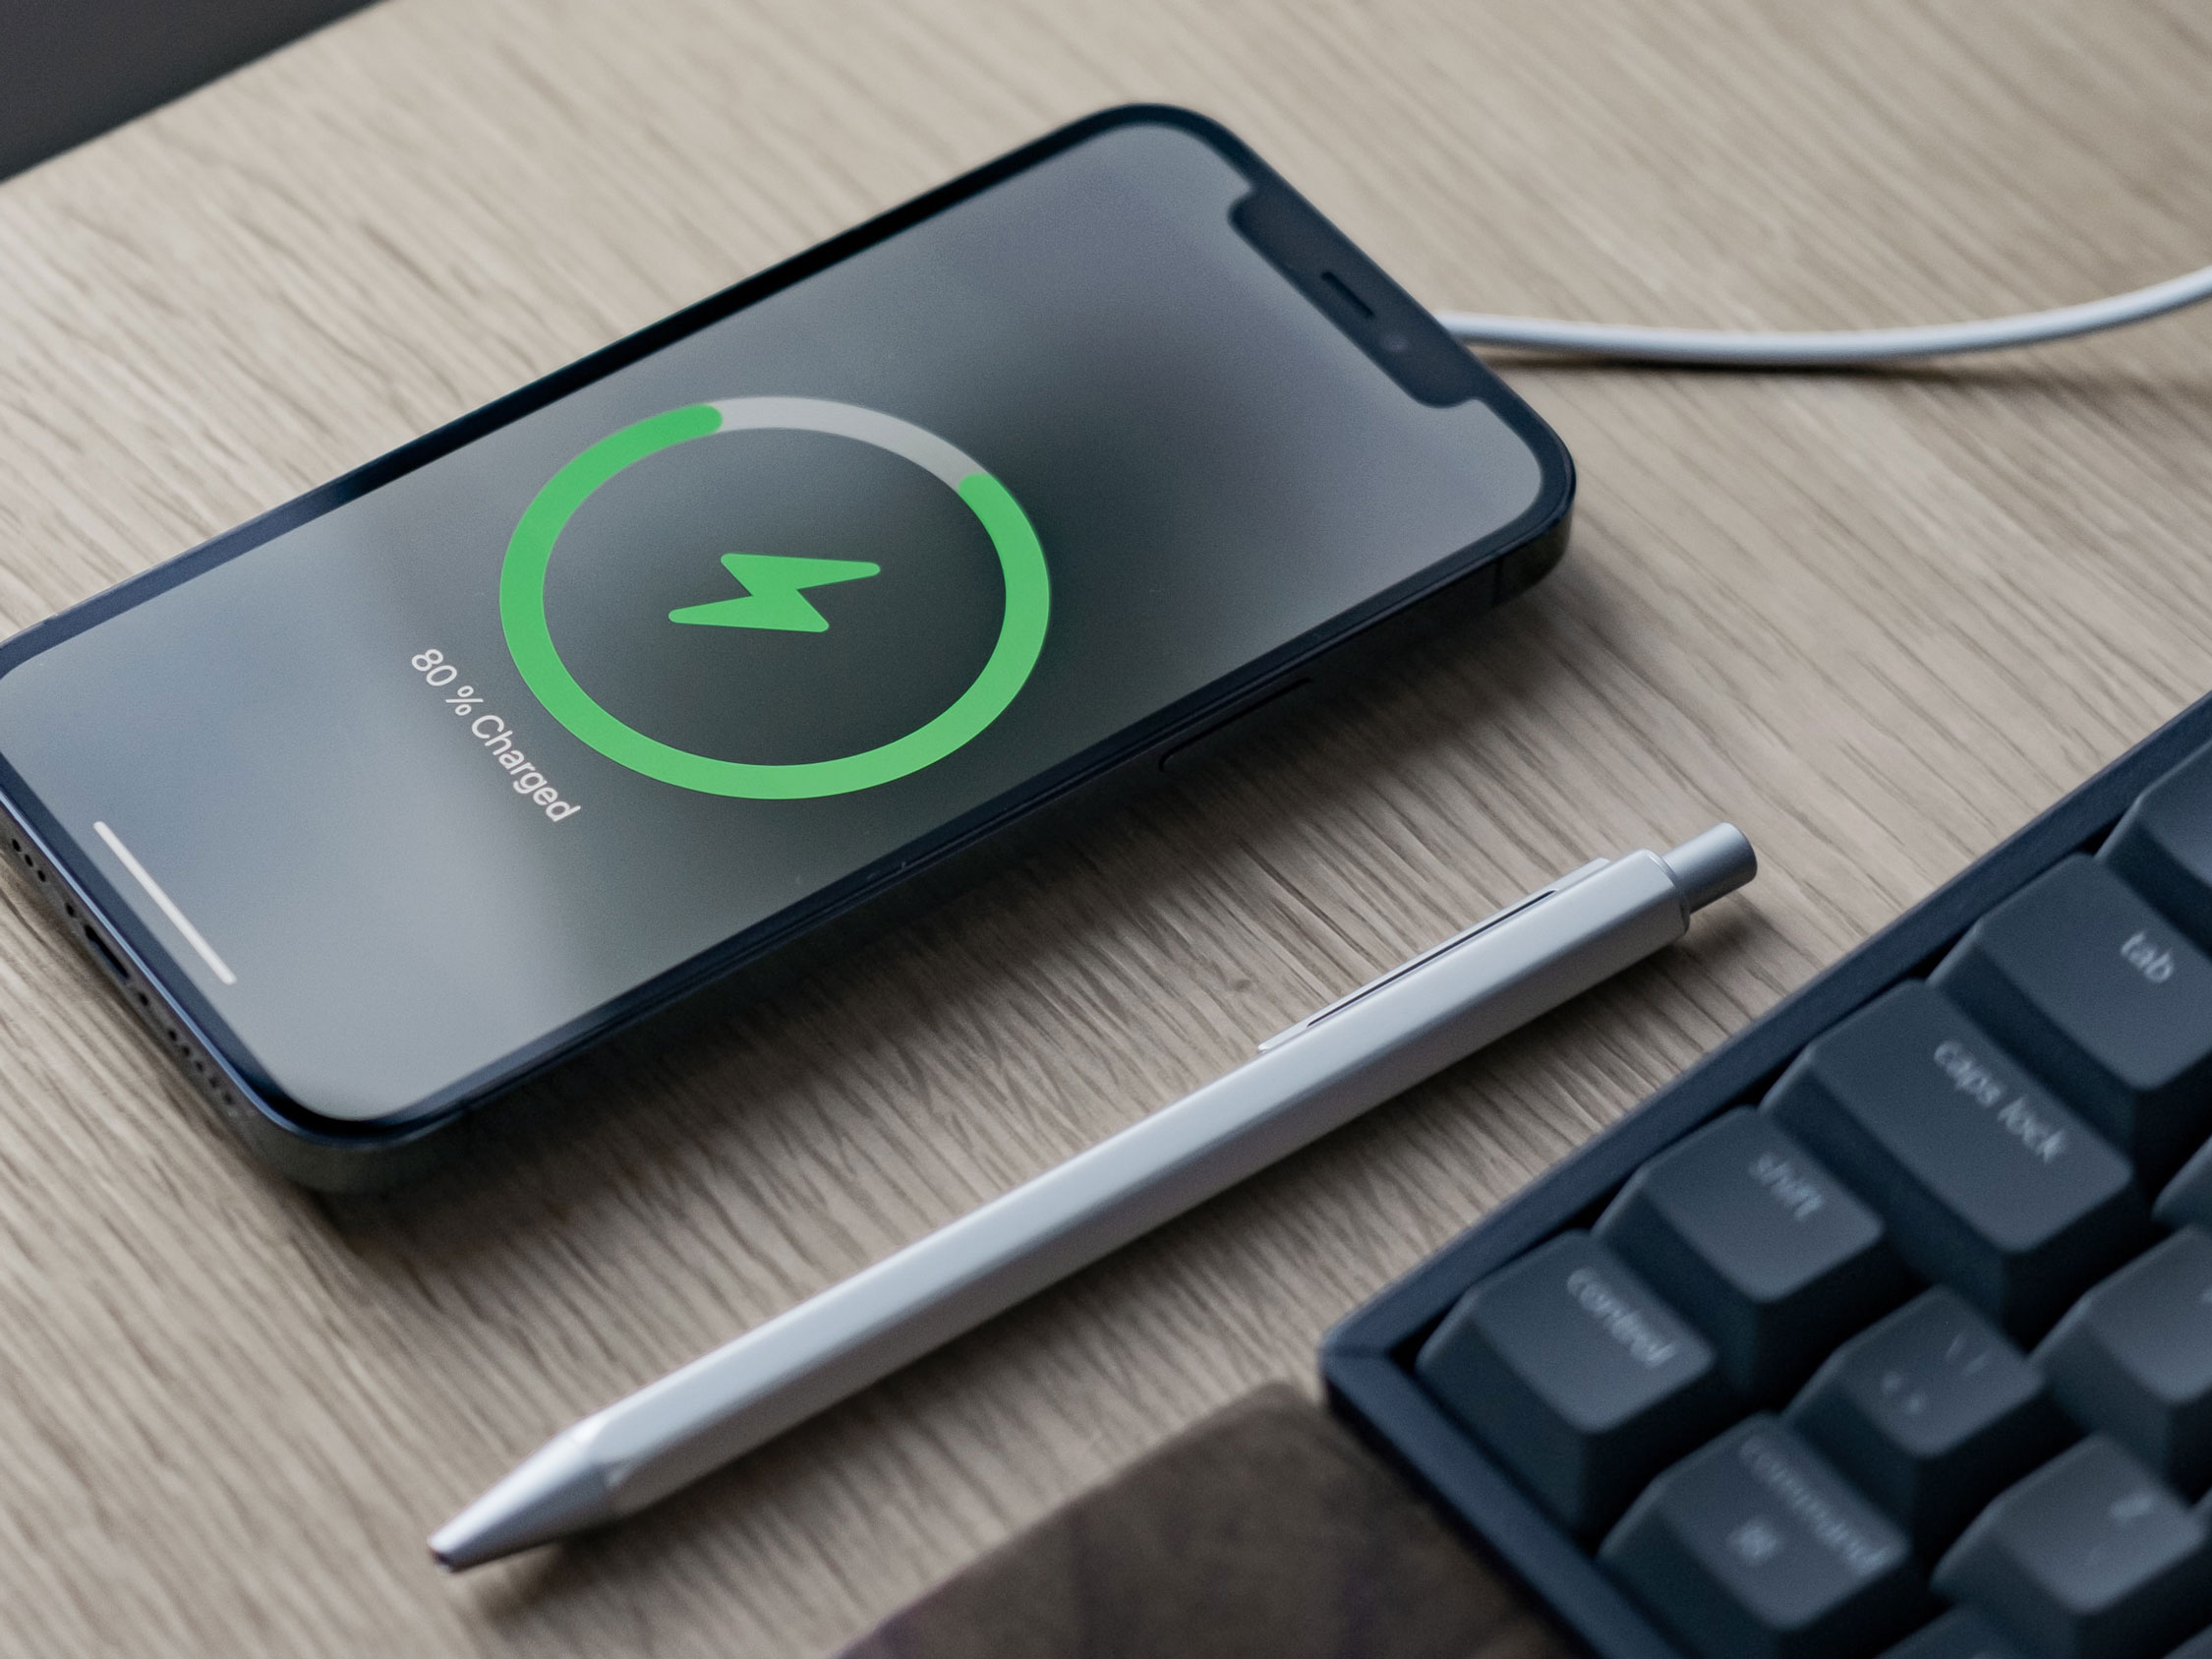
[0,103,1574,1161]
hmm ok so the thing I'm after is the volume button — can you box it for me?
[1157,680,1311,776]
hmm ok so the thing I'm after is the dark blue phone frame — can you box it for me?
[0,104,1575,1187]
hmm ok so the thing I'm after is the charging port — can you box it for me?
[85,926,130,983]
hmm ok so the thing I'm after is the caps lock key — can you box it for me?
[1764,981,2147,1341]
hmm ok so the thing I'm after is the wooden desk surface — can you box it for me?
[3,0,2210,1652]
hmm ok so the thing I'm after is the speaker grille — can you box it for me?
[0,813,250,1123]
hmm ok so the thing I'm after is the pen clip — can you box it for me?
[1255,859,1611,1053]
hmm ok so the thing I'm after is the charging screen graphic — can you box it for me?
[0,120,1549,1122]
[503,397,1049,799]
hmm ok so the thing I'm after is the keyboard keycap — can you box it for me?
[1764,981,2147,1339]
[1932,1437,2212,1659]
[1416,1231,1732,1538]
[1596,1108,1910,1400]
[1930,856,2212,1186]
[1879,1608,2032,1659]
[2155,1142,2212,1234]
[2100,740,2212,955]
[1787,1288,2075,1557]
[2034,1228,2212,1499]
[1600,1416,1923,1659]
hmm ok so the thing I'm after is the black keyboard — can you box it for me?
[1322,694,2212,1659]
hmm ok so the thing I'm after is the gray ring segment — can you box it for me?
[706,397,980,488]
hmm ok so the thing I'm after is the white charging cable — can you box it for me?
[1433,261,2212,365]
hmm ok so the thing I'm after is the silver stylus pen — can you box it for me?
[431,823,1756,1570]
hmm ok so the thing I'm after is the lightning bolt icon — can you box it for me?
[669,553,882,633]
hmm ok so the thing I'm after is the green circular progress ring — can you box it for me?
[499,396,1049,800]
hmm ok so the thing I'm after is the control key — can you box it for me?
[1415,1231,1732,1538]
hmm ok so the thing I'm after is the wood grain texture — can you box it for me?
[0,0,2209,1651]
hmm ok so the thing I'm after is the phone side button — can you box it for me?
[1499,524,1569,600]
[1159,680,1313,776]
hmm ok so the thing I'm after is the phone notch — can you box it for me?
[1231,181,1484,406]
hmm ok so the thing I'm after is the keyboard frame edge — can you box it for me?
[1320,688,2212,1659]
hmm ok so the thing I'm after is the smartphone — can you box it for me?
[0,106,1573,1187]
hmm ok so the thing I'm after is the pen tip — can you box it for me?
[428,1431,617,1571]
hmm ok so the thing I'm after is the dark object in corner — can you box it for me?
[837,1383,1565,1659]
[0,0,372,181]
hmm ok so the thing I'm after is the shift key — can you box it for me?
[1931,856,2212,1186]
[1765,981,2148,1340]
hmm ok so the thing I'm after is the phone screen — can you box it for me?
[0,116,1550,1124]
